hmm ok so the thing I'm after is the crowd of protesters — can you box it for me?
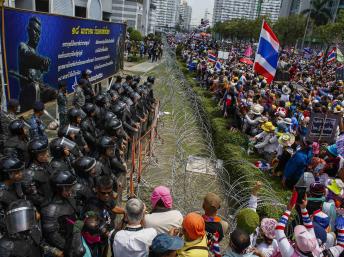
[126,39,163,63]
[165,31,344,257]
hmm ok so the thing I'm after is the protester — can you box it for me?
[149,233,184,257]
[145,186,183,234]
[177,212,209,257]
[112,198,157,257]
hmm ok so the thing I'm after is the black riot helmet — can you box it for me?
[68,107,82,123]
[108,90,119,101]
[98,136,115,154]
[112,101,127,115]
[133,75,141,83]
[83,103,96,116]
[104,111,116,121]
[58,124,80,139]
[73,156,96,177]
[95,94,108,107]
[147,76,155,84]
[5,200,36,235]
[50,170,77,192]
[9,119,25,136]
[0,157,24,181]
[113,83,124,95]
[28,139,49,154]
[129,91,141,103]
[105,118,122,136]
[110,157,126,175]
[49,137,71,158]
[0,157,24,173]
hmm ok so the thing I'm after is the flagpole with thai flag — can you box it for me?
[327,47,337,63]
[253,20,280,84]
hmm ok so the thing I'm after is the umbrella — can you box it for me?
[240,57,253,65]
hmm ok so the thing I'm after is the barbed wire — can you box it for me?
[135,37,289,232]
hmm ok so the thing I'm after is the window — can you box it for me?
[35,0,49,12]
[75,6,86,18]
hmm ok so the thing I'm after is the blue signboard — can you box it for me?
[1,7,125,112]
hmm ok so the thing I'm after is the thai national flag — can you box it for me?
[317,50,324,62]
[327,47,337,63]
[208,53,217,63]
[253,20,280,84]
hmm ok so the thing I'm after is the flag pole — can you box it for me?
[253,19,264,68]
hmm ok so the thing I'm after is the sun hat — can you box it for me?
[261,122,276,133]
[151,186,173,209]
[182,213,206,241]
[327,179,343,195]
[312,210,330,229]
[251,104,264,115]
[278,133,295,147]
[294,225,320,256]
[275,107,287,117]
[236,208,260,234]
[151,233,184,254]
[260,218,277,239]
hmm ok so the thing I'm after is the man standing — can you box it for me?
[28,101,48,142]
[73,79,86,109]
[57,81,68,127]
[81,70,97,100]
[18,16,55,112]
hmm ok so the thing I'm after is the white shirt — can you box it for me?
[257,240,279,257]
[144,210,183,234]
[113,226,157,257]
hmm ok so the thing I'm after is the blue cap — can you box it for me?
[327,144,338,157]
[151,233,184,254]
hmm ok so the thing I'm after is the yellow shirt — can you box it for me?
[177,236,209,257]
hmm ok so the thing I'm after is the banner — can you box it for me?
[306,112,340,143]
[1,7,126,112]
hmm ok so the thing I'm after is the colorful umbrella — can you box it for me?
[240,57,253,65]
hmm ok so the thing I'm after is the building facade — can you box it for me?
[212,0,282,23]
[179,0,192,31]
[13,0,106,20]
[280,0,343,20]
[154,0,179,32]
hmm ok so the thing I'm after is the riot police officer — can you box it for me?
[3,119,30,164]
[112,100,138,137]
[110,75,122,92]
[94,93,111,131]
[0,157,25,211]
[73,156,97,203]
[0,99,19,156]
[57,81,68,128]
[80,103,98,155]
[24,139,51,208]
[0,199,63,257]
[67,108,89,155]
[48,137,74,174]
[41,170,84,256]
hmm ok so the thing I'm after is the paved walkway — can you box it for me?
[124,60,161,73]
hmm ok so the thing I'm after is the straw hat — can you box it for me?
[251,104,264,115]
[334,105,343,113]
[282,85,291,94]
[261,122,276,132]
[278,133,295,147]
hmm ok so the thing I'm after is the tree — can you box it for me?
[273,15,306,48]
[302,0,332,26]
[130,29,142,42]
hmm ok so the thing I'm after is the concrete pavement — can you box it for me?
[124,60,161,73]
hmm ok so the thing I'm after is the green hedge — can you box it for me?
[178,61,289,219]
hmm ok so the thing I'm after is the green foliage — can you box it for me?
[302,0,332,26]
[313,10,344,45]
[273,15,306,48]
[127,27,133,33]
[130,29,142,42]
